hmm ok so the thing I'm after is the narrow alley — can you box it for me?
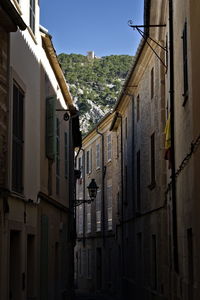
[0,0,200,300]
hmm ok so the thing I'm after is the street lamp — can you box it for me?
[74,178,98,206]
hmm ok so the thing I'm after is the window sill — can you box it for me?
[9,190,25,200]
[147,181,156,190]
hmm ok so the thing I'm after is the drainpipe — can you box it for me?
[115,112,124,282]
[169,0,179,273]
[81,149,86,247]
[96,127,105,247]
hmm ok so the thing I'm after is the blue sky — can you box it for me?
[40,0,144,57]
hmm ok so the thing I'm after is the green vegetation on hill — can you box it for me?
[58,53,133,132]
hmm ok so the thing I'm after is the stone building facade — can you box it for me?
[75,113,123,294]
[0,1,80,299]
[75,1,200,299]
[110,0,200,299]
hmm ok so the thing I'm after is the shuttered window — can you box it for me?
[46,96,56,160]
[12,82,24,193]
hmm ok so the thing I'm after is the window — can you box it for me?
[107,134,112,161]
[29,0,35,34]
[86,150,89,174]
[117,191,120,216]
[78,156,83,180]
[165,35,168,72]
[86,149,92,174]
[125,117,128,139]
[107,184,112,230]
[124,165,128,205]
[87,249,92,278]
[56,118,60,195]
[151,67,154,99]
[79,249,82,276]
[46,96,56,160]
[96,143,100,169]
[64,132,68,178]
[90,148,92,172]
[137,95,140,121]
[182,22,188,103]
[151,234,157,290]
[137,232,142,260]
[12,82,24,193]
[86,204,91,233]
[136,150,141,211]
[78,204,83,234]
[96,189,101,232]
[187,228,194,299]
[149,132,156,189]
[116,135,119,158]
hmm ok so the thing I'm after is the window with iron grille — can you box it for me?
[12,82,24,193]
[29,0,35,34]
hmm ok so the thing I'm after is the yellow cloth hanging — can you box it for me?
[164,114,171,150]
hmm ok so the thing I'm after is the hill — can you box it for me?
[58,53,133,134]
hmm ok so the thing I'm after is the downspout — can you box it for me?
[169,0,179,273]
[96,127,105,247]
[81,149,86,247]
[116,112,124,281]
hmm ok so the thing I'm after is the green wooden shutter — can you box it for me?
[46,96,56,160]
[40,215,49,300]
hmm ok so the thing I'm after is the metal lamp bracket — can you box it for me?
[128,20,167,69]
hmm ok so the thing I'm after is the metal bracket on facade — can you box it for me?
[128,20,167,69]
[74,199,92,207]
[56,108,70,121]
